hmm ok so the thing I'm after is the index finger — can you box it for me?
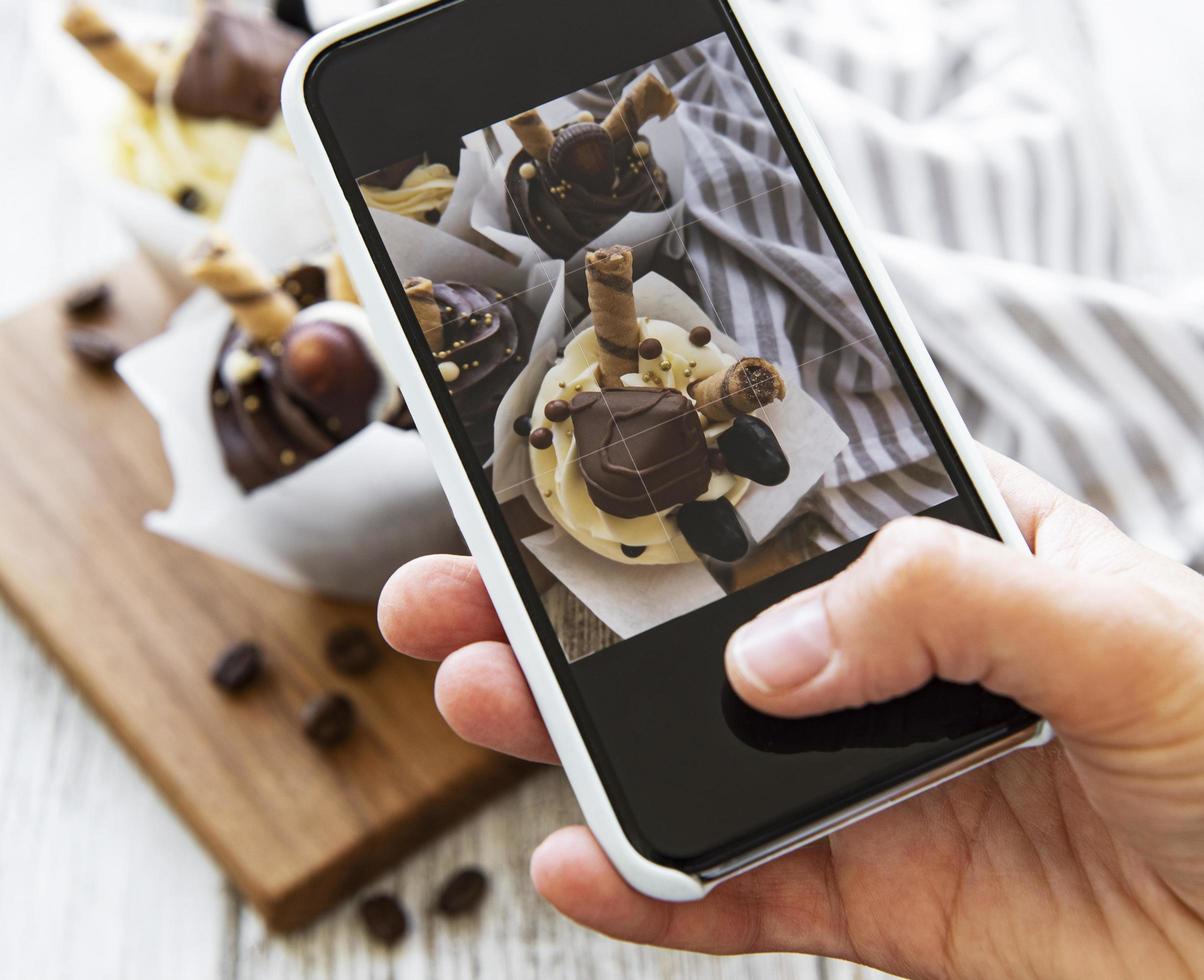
[378,554,506,660]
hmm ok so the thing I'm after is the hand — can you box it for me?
[379,451,1204,979]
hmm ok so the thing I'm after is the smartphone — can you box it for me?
[283,0,1051,901]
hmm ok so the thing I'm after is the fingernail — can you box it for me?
[730,598,832,694]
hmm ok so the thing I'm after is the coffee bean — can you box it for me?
[359,893,409,946]
[301,692,355,747]
[64,282,112,320]
[325,627,381,677]
[175,186,204,213]
[210,641,264,693]
[67,330,122,371]
[434,868,488,917]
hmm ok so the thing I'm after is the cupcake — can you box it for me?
[526,246,791,565]
[184,234,405,492]
[63,3,305,218]
[358,154,460,227]
[503,73,678,260]
[402,277,537,460]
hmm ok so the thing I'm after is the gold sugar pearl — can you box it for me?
[519,162,537,181]
[642,373,652,382]
[544,489,553,498]
[326,417,342,433]
[484,314,494,325]
[574,383,583,392]
[558,381,566,389]
[683,369,692,378]
[504,347,514,356]
[212,390,230,407]
[688,360,697,368]
[243,395,261,412]
[269,341,285,357]
[280,449,297,467]
[472,360,480,368]
[659,360,672,372]
[439,361,461,384]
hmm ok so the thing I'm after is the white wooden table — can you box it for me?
[4,0,1202,976]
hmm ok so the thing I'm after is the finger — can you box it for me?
[378,555,505,660]
[724,515,1202,747]
[530,826,847,958]
[434,642,558,764]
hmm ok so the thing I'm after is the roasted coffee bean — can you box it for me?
[325,627,381,676]
[175,186,204,213]
[64,282,112,320]
[301,692,355,747]
[717,416,790,487]
[67,330,122,371]
[359,893,409,946]
[434,868,488,917]
[676,498,749,563]
[210,641,264,693]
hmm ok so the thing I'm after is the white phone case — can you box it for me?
[282,0,1053,902]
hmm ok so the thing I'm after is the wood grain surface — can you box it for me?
[0,257,528,930]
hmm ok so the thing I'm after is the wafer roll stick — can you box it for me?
[602,73,679,143]
[63,5,160,102]
[690,357,786,422]
[507,109,555,164]
[403,277,444,353]
[586,246,640,388]
[183,234,298,344]
[325,253,359,305]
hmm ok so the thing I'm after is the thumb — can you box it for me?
[724,515,1201,748]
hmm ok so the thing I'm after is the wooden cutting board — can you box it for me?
[0,257,528,932]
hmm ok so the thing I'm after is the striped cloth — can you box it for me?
[580,0,1204,567]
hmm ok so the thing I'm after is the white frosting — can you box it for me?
[360,162,457,221]
[292,301,402,422]
[529,318,750,566]
[108,44,292,217]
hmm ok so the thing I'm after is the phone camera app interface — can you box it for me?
[359,33,957,663]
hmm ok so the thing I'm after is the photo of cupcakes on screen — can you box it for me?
[358,154,460,227]
[403,277,537,460]
[524,245,791,566]
[185,234,405,492]
[504,73,678,260]
[62,3,305,217]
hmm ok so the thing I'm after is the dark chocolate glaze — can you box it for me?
[505,123,670,259]
[173,8,305,128]
[210,266,404,493]
[570,388,710,519]
[428,282,536,459]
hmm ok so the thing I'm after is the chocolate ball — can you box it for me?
[513,414,533,437]
[544,399,571,423]
[529,427,554,450]
[689,326,712,347]
[281,320,381,432]
[638,338,663,361]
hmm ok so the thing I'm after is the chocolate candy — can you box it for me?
[688,326,712,347]
[280,320,382,434]
[64,282,112,320]
[638,337,663,360]
[359,893,409,946]
[620,544,647,559]
[67,329,122,371]
[676,498,749,562]
[325,627,381,676]
[571,388,710,519]
[529,427,554,450]
[175,186,204,213]
[543,399,571,423]
[210,641,264,693]
[172,8,305,128]
[513,414,533,437]
[301,692,356,747]
[717,416,790,486]
[548,123,616,194]
[434,868,488,917]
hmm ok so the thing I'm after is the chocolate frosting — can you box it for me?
[427,282,536,459]
[173,8,306,128]
[210,266,405,492]
[505,123,670,259]
[570,388,711,519]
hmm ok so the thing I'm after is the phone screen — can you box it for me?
[306,0,1036,871]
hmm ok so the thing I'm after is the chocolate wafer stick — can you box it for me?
[586,246,639,388]
[403,277,444,353]
[63,5,160,103]
[602,73,679,144]
[507,109,555,164]
[690,357,786,422]
[325,253,359,305]
[183,234,298,344]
